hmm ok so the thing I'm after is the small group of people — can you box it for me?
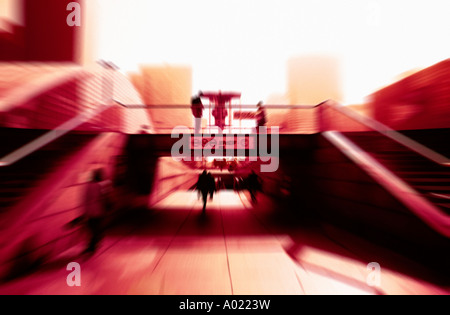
[195,169,263,211]
[234,171,263,203]
[212,158,238,173]
[195,170,216,214]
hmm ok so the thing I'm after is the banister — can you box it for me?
[0,103,114,167]
[323,101,450,167]
[323,130,450,238]
[0,68,90,112]
[113,100,319,110]
[0,63,121,167]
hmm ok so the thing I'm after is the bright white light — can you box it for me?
[95,0,450,105]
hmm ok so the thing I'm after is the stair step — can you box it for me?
[0,203,15,211]
[437,203,450,209]
[407,178,450,183]
[436,204,450,215]
[428,192,450,201]
[0,196,22,203]
[377,158,433,163]
[412,183,450,189]
[387,167,444,173]
[399,171,450,178]
[407,179,450,187]
[346,132,450,206]
[416,186,450,192]
[0,182,36,189]
[0,192,26,199]
[377,156,438,163]
[0,129,97,212]
[386,163,444,169]
[375,155,430,161]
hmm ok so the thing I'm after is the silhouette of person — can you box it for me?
[219,160,226,172]
[83,169,108,253]
[196,170,210,213]
[247,170,262,203]
[256,101,267,132]
[191,92,204,134]
[208,172,215,201]
[217,176,223,191]
[228,158,238,172]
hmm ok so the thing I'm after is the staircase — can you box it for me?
[344,130,450,215]
[0,128,97,214]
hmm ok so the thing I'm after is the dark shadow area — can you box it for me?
[3,130,450,291]
[96,191,450,288]
[0,129,98,215]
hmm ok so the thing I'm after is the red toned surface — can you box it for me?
[0,189,448,295]
[370,59,450,131]
[0,0,82,62]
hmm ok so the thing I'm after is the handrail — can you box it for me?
[113,100,319,110]
[0,103,114,167]
[323,130,450,238]
[0,68,89,112]
[324,101,450,167]
[0,63,123,167]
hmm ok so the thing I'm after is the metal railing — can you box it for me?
[0,64,120,167]
[116,101,320,134]
[322,100,450,167]
[114,102,319,110]
[0,103,114,167]
[1,68,449,170]
[320,100,450,235]
[322,129,450,237]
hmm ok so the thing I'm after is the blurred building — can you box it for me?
[0,0,24,61]
[287,55,343,105]
[0,63,151,133]
[0,0,84,62]
[130,65,193,131]
[0,0,150,133]
[283,55,343,134]
[369,59,450,130]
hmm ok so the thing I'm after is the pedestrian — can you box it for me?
[196,170,210,213]
[83,169,109,253]
[256,101,267,132]
[208,172,215,201]
[247,170,262,203]
[191,92,204,135]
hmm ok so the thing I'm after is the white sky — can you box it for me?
[94,0,450,104]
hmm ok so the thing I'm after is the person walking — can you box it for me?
[191,92,204,135]
[207,172,215,201]
[196,170,210,213]
[83,169,109,253]
[256,101,267,133]
[247,170,262,203]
